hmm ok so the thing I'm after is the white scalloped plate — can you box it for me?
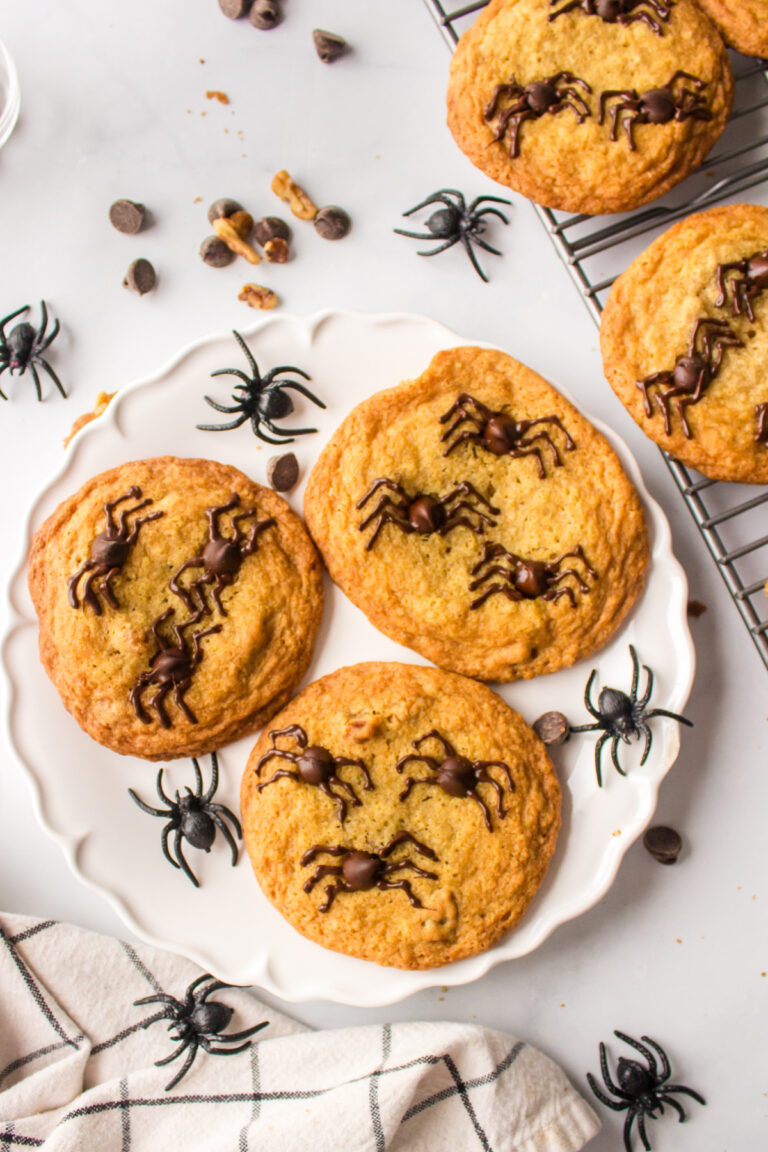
[2,310,694,1005]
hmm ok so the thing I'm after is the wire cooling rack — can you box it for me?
[424,0,768,668]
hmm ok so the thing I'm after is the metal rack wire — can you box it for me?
[424,0,768,667]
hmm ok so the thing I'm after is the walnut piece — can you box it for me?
[271,169,318,221]
[239,283,278,309]
[213,217,261,264]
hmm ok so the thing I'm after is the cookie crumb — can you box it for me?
[206,90,230,105]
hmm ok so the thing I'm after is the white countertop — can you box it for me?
[0,2,765,1147]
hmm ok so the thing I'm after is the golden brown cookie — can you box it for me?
[693,0,768,58]
[304,346,649,681]
[241,662,561,969]
[601,203,768,483]
[29,456,323,760]
[446,0,733,215]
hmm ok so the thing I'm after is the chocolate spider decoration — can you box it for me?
[197,329,324,444]
[599,71,712,151]
[356,477,499,551]
[301,831,439,912]
[587,1030,705,1152]
[130,609,221,729]
[135,974,268,1091]
[68,487,163,614]
[637,317,743,438]
[484,71,592,159]
[439,393,576,478]
[714,247,768,322]
[396,730,515,833]
[394,188,511,283]
[128,753,242,887]
[570,645,692,786]
[468,542,597,609]
[255,724,373,823]
[0,301,66,402]
[756,402,768,445]
[170,494,275,619]
[549,0,672,35]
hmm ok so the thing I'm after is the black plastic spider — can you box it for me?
[135,973,268,1091]
[128,752,242,887]
[394,188,511,283]
[197,329,325,444]
[0,301,66,401]
[587,1030,705,1152]
[570,645,692,786]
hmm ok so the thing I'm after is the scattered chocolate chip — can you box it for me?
[207,197,244,225]
[218,0,251,15]
[109,199,146,235]
[264,237,289,263]
[123,258,156,295]
[312,29,347,64]
[314,205,351,240]
[643,825,682,865]
[249,0,282,29]
[254,216,290,246]
[533,711,570,746]
[200,235,235,268]
[687,599,708,618]
[267,452,299,492]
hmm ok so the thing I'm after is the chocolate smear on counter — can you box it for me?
[439,393,575,477]
[469,542,596,609]
[484,72,592,158]
[356,477,499,550]
[643,825,682,864]
[301,832,438,912]
[254,723,373,823]
[130,609,221,728]
[68,487,163,614]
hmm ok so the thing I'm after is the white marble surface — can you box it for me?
[0,2,765,1148]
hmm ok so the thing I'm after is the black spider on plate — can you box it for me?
[0,301,66,401]
[570,645,692,786]
[587,1030,705,1152]
[197,329,325,444]
[128,752,242,887]
[135,973,268,1091]
[394,188,511,283]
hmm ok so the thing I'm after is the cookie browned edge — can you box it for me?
[693,0,768,58]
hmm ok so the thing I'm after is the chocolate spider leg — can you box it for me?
[668,69,704,90]
[468,783,496,830]
[377,878,424,907]
[324,780,360,822]
[415,729,457,757]
[552,565,593,593]
[477,760,515,790]
[469,563,517,589]
[270,379,326,410]
[548,0,583,18]
[507,110,540,158]
[78,567,104,614]
[170,558,206,615]
[173,679,198,726]
[130,679,153,724]
[380,831,438,860]
[441,429,484,456]
[210,810,240,865]
[508,442,547,478]
[358,494,404,529]
[623,9,663,32]
[364,508,413,551]
[384,860,439,880]
[127,788,170,819]
[302,863,344,892]
[441,512,492,536]
[470,583,523,608]
[150,681,174,730]
[544,585,577,607]
[398,775,439,801]
[318,881,349,912]
[396,753,440,774]
[300,844,347,866]
[334,757,374,789]
[256,768,301,792]
[443,500,497,526]
[439,393,493,425]
[586,1072,628,1110]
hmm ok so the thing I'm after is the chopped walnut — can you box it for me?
[271,169,318,221]
[238,283,278,309]
[213,217,261,263]
[344,716,382,742]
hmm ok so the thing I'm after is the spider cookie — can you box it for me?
[304,346,649,682]
[601,203,768,483]
[692,0,768,59]
[446,0,733,215]
[241,662,561,969]
[28,456,323,759]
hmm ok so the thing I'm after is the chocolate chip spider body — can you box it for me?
[468,542,597,609]
[484,71,592,159]
[549,0,672,35]
[130,609,221,729]
[396,730,515,832]
[170,494,275,619]
[356,477,499,551]
[715,249,768,322]
[301,831,439,912]
[438,393,576,478]
[68,487,164,614]
[599,71,712,151]
[637,317,742,438]
[255,724,373,823]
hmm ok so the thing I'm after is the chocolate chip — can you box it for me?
[687,599,707,618]
[267,452,299,491]
[314,206,351,240]
[254,216,290,246]
[643,825,682,865]
[533,711,570,746]
[109,199,146,234]
[207,198,244,225]
[218,0,251,15]
[123,258,156,295]
[200,235,235,268]
[249,0,282,29]
[312,29,347,64]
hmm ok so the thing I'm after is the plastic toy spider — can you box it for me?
[301,831,439,912]
[135,973,268,1090]
[484,71,592,159]
[394,188,511,283]
[439,393,576,478]
[0,301,66,401]
[197,329,325,444]
[130,608,221,729]
[715,247,768,322]
[587,1030,705,1152]
[170,493,275,619]
[570,645,692,786]
[128,752,242,887]
[255,723,374,823]
[468,541,597,609]
[549,0,672,35]
[396,730,515,832]
[599,70,712,152]
[68,487,163,614]
[356,477,499,550]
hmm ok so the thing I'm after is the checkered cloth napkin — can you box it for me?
[0,913,599,1151]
